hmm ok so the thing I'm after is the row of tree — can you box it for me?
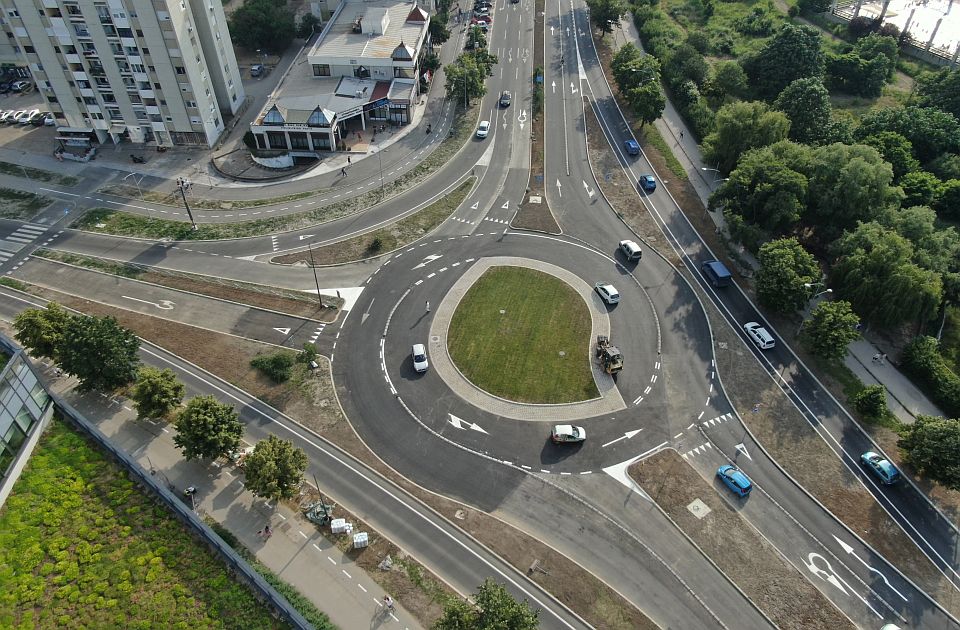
[12,303,308,502]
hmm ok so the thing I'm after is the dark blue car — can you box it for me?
[624,139,640,156]
[638,174,656,193]
[717,465,752,497]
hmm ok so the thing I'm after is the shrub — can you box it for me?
[853,385,889,418]
[250,351,296,384]
[900,336,960,418]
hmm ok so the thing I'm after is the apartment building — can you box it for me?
[0,0,245,147]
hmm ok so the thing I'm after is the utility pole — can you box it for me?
[176,177,198,231]
[307,242,323,306]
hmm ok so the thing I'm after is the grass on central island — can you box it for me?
[447,266,599,403]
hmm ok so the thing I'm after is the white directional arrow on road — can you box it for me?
[551,80,556,93]
[569,82,578,95]
[361,297,376,325]
[734,442,752,460]
[601,429,643,448]
[413,254,443,269]
[448,414,489,434]
[122,296,175,310]
[833,536,908,601]
[298,234,315,241]
[273,327,291,335]
[582,180,594,198]
[517,109,527,131]
[550,25,555,35]
[555,179,562,197]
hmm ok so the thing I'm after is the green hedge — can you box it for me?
[900,336,960,418]
[250,351,296,384]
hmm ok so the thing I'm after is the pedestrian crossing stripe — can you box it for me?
[482,217,508,224]
[308,324,326,343]
[701,413,733,428]
[681,442,712,459]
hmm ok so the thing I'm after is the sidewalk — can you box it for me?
[612,17,947,424]
[39,364,425,630]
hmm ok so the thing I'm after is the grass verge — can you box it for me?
[0,188,51,220]
[448,266,598,403]
[630,450,854,630]
[0,161,78,187]
[271,178,474,266]
[0,419,285,629]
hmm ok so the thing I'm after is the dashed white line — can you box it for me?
[673,433,683,439]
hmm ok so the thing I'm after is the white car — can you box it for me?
[19,108,40,125]
[618,239,642,261]
[551,424,586,443]
[7,110,25,124]
[476,120,490,138]
[743,322,775,350]
[594,282,620,305]
[412,344,429,373]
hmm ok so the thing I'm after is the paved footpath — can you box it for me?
[41,365,425,630]
[613,17,948,424]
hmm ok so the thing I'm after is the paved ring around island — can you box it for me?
[428,256,627,420]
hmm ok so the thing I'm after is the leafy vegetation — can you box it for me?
[433,579,539,630]
[228,0,295,52]
[131,367,185,420]
[755,238,820,313]
[898,415,960,489]
[0,420,284,629]
[801,300,861,361]
[250,351,297,384]
[173,395,244,461]
[900,337,960,418]
[610,44,665,127]
[0,187,51,220]
[242,436,308,501]
[0,161,78,186]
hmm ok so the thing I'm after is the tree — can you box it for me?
[433,579,539,630]
[12,302,72,362]
[297,13,320,39]
[801,300,861,360]
[703,61,748,105]
[853,385,889,418]
[624,81,665,127]
[928,153,960,181]
[429,19,451,45]
[856,106,960,164]
[773,77,832,145]
[228,0,296,53]
[854,34,898,80]
[702,101,790,174]
[131,367,185,420]
[826,51,889,97]
[756,238,821,313]
[898,170,943,208]
[803,143,899,242]
[916,67,960,120]
[798,0,831,14]
[830,222,943,327]
[935,179,960,220]
[173,395,243,460]
[59,315,140,392]
[860,132,920,180]
[886,205,960,302]
[445,53,487,106]
[899,415,960,490]
[663,44,709,88]
[586,0,627,34]
[743,24,825,101]
[242,435,308,501]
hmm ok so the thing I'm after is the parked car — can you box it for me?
[476,120,490,138]
[411,344,429,373]
[861,451,900,485]
[743,321,775,350]
[11,80,32,93]
[499,91,512,107]
[638,174,656,192]
[594,282,620,305]
[0,110,15,123]
[551,424,586,443]
[474,7,490,16]
[250,64,264,77]
[0,82,12,94]
[42,113,56,126]
[717,465,753,497]
[470,20,490,30]
[31,111,51,126]
[624,139,640,156]
[19,109,40,125]
[7,110,26,123]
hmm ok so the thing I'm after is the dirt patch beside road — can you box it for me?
[630,450,854,630]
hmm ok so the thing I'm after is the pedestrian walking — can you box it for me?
[872,353,882,364]
[880,353,888,365]
[347,155,351,165]
[425,300,430,313]
[256,529,264,538]
[679,130,684,140]
[383,595,394,611]
[341,167,347,177]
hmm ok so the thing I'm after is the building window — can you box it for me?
[266,131,286,148]
[175,66,185,75]
[313,64,330,77]
[289,132,309,150]
[108,108,122,120]
[24,45,34,53]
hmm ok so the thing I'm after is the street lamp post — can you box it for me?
[700,166,729,185]
[123,171,144,201]
[175,177,198,231]
[375,145,384,196]
[803,282,833,300]
[307,242,323,307]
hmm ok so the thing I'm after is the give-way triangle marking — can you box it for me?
[735,442,752,460]
[274,327,291,335]
[471,201,479,210]
[448,414,488,434]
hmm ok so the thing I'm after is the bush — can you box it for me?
[900,336,960,418]
[853,385,889,418]
[243,131,257,150]
[250,351,296,384]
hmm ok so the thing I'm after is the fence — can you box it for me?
[830,2,959,67]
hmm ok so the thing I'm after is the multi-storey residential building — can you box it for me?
[0,0,245,147]
[248,0,430,156]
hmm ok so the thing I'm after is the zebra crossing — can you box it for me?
[0,223,48,266]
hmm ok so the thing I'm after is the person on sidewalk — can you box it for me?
[872,353,882,364]
[383,595,394,611]
[341,167,347,177]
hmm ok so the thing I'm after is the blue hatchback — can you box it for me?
[860,451,900,485]
[624,139,640,156]
[717,465,753,497]
[638,174,657,193]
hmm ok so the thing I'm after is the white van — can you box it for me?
[618,239,642,261]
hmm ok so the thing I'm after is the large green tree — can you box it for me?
[12,302,72,362]
[228,0,296,53]
[173,395,244,460]
[756,238,821,313]
[702,101,791,174]
[886,205,960,302]
[898,171,943,208]
[59,315,140,392]
[856,106,960,164]
[586,0,627,34]
[830,222,943,327]
[624,81,666,127]
[242,435,308,501]
[445,53,487,107]
[703,61,749,105]
[131,367,185,420]
[773,77,832,145]
[801,300,861,360]
[743,24,825,101]
[860,131,920,180]
[433,579,539,630]
[663,44,709,88]
[803,143,899,242]
[916,67,960,120]
[899,415,960,490]
[935,179,960,220]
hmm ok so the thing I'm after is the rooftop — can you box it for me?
[309,0,430,62]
